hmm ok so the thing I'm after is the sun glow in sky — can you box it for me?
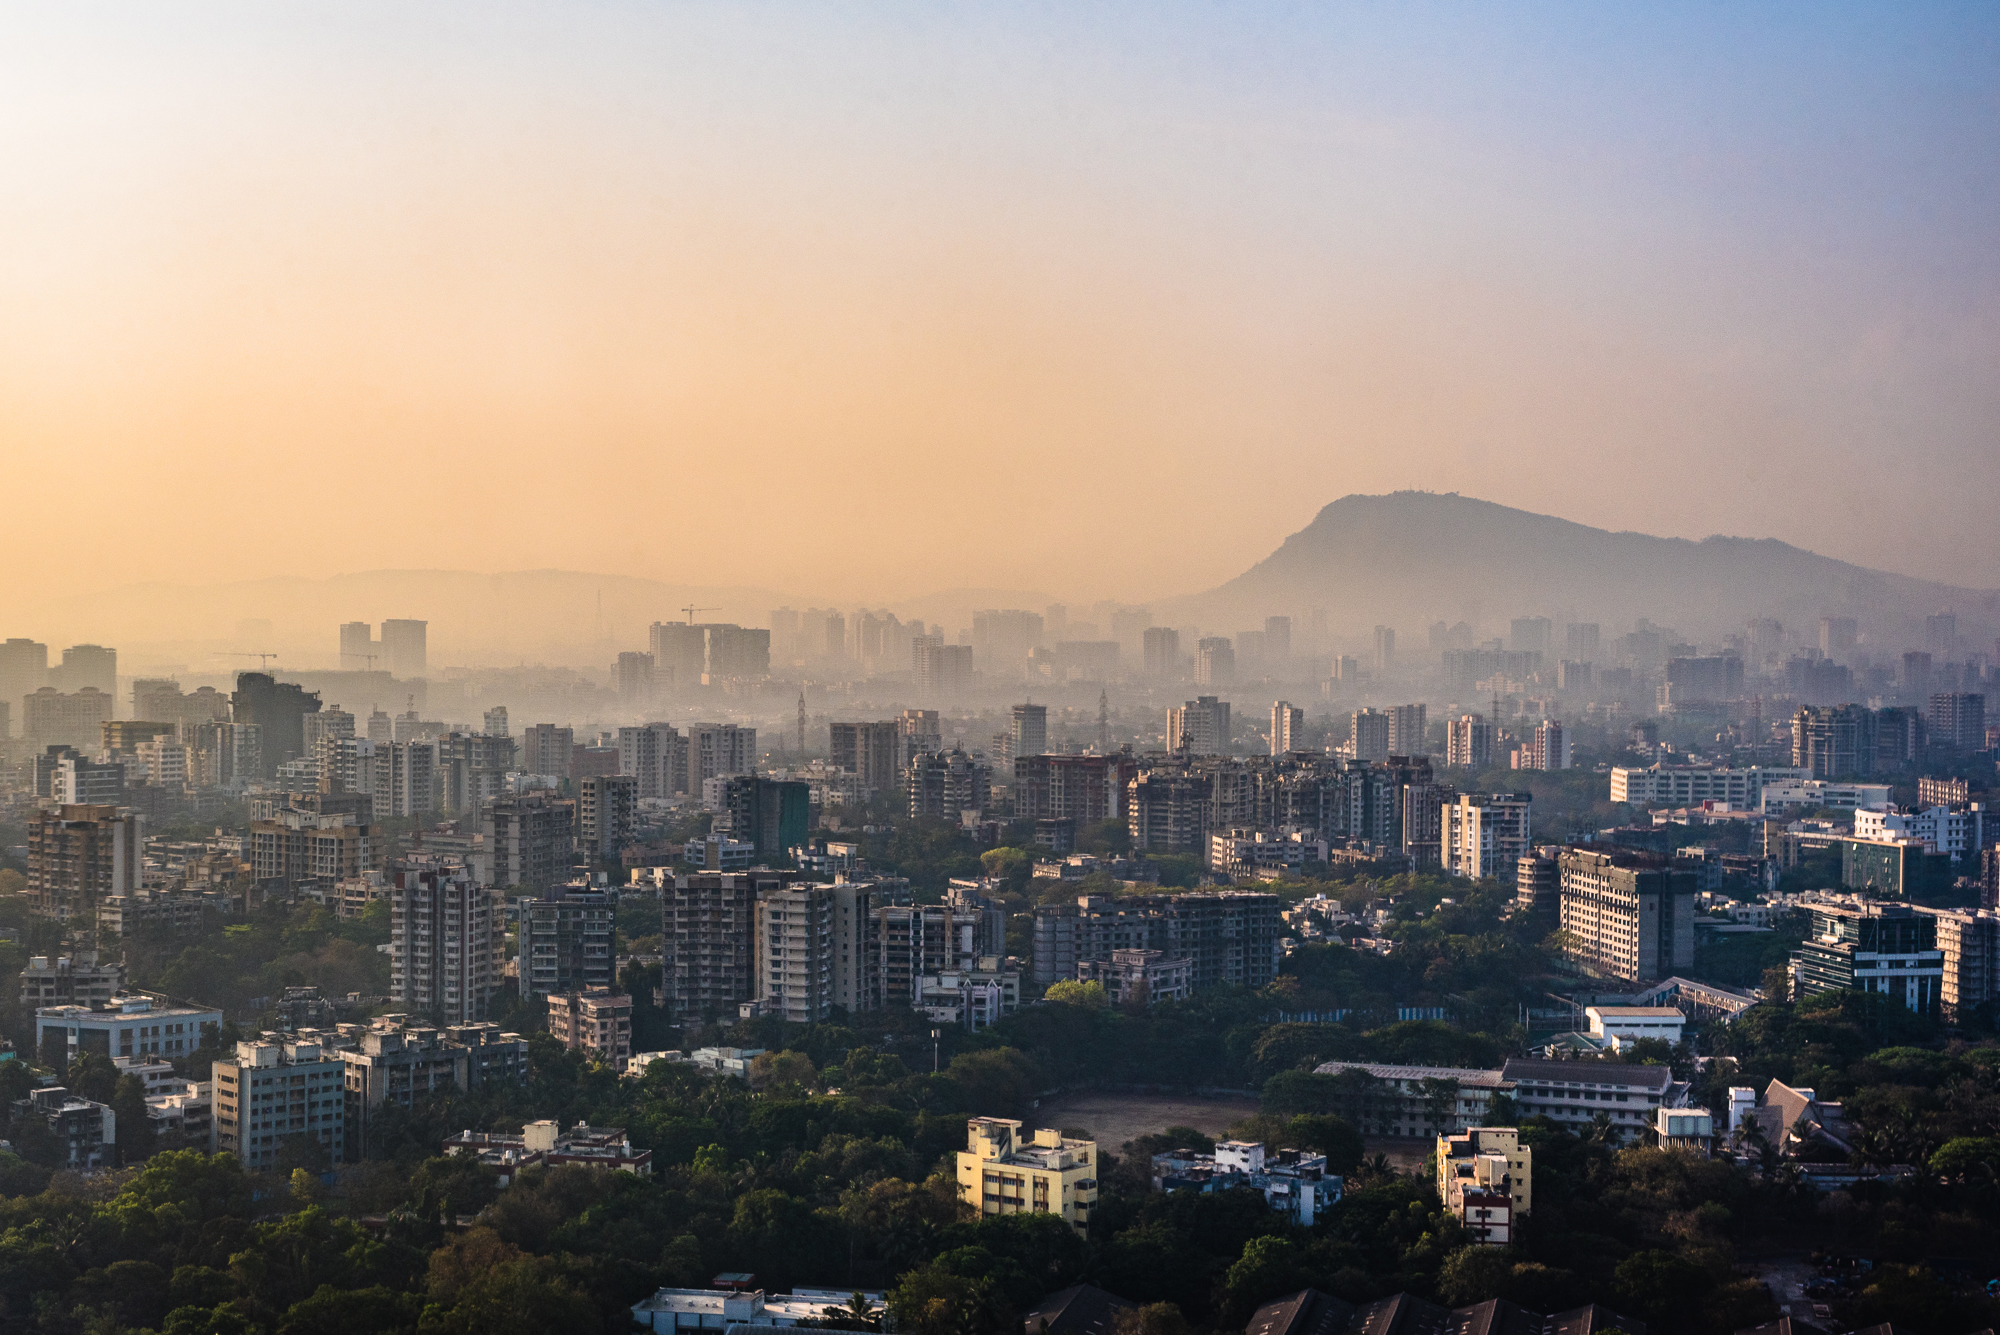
[3,3,1997,603]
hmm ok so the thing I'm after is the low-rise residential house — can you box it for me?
[1151,1140,1341,1225]
[631,1286,887,1334]
[14,1088,115,1170]
[1075,949,1192,1007]
[443,1119,652,1184]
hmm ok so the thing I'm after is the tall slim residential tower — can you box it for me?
[829,721,902,792]
[1194,638,1235,687]
[1373,625,1395,674]
[689,724,756,791]
[387,857,506,1024]
[339,621,377,668]
[1441,792,1532,882]
[1446,715,1495,770]
[1270,702,1305,756]
[1143,627,1181,677]
[521,724,575,778]
[1263,617,1291,662]
[578,774,637,857]
[483,706,509,737]
[665,872,762,1021]
[1386,704,1428,757]
[1168,697,1231,756]
[519,884,615,997]
[1011,704,1048,760]
[380,620,428,678]
[27,805,141,922]
[1348,709,1390,762]
[755,882,835,1023]
[0,638,49,735]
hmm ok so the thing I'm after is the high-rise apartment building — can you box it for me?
[1373,625,1395,674]
[339,621,377,668]
[23,688,115,751]
[477,791,575,891]
[1386,704,1427,757]
[617,722,687,799]
[52,644,116,697]
[1566,623,1600,659]
[0,638,49,736]
[230,672,322,776]
[1819,616,1858,657]
[897,709,943,767]
[1169,697,1231,756]
[483,706,509,737]
[1400,780,1457,868]
[212,1037,346,1170]
[1523,720,1570,771]
[387,857,505,1024]
[520,885,615,997]
[1792,705,1877,778]
[577,773,637,857]
[1143,627,1181,677]
[1663,655,1744,704]
[614,652,658,705]
[372,741,437,818]
[1925,613,1957,656]
[689,723,757,791]
[1510,618,1551,654]
[1556,849,1697,981]
[972,609,1044,676]
[908,748,991,821]
[1924,908,1999,1017]
[1011,703,1048,760]
[1441,792,1531,882]
[717,776,810,857]
[756,882,835,1023]
[1194,638,1235,687]
[829,721,903,793]
[1929,694,1986,753]
[27,805,141,921]
[521,723,575,778]
[1263,616,1291,662]
[547,990,633,1071]
[1347,709,1390,762]
[1270,702,1305,756]
[250,809,374,893]
[913,638,974,696]
[380,620,428,677]
[188,720,263,789]
[1028,890,1281,990]
[664,872,766,1020]
[1793,902,1942,1016]
[303,708,355,780]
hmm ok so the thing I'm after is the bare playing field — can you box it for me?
[1031,1090,1262,1151]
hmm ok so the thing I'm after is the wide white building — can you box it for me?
[1610,765,1807,807]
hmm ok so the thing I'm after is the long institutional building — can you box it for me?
[1314,1057,1679,1143]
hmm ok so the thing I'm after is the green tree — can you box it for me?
[1043,981,1107,1009]
[112,1073,155,1164]
[1284,1114,1363,1174]
[1216,1236,1306,1328]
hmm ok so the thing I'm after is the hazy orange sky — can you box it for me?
[4,3,1997,608]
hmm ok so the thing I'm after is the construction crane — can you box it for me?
[219,652,279,668]
[680,604,719,624]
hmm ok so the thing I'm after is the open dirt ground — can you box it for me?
[1031,1091,1261,1151]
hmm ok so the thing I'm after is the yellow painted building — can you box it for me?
[1435,1126,1531,1245]
[956,1117,1097,1234]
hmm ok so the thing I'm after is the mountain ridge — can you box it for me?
[1165,491,1999,646]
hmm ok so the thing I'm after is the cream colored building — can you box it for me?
[956,1118,1098,1234]
[1435,1126,1531,1245]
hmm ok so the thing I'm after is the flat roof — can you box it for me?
[1586,1006,1685,1018]
[1313,1061,1510,1088]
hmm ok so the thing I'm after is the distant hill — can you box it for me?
[1164,492,1999,649]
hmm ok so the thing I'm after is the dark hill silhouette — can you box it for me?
[1165,492,1997,647]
